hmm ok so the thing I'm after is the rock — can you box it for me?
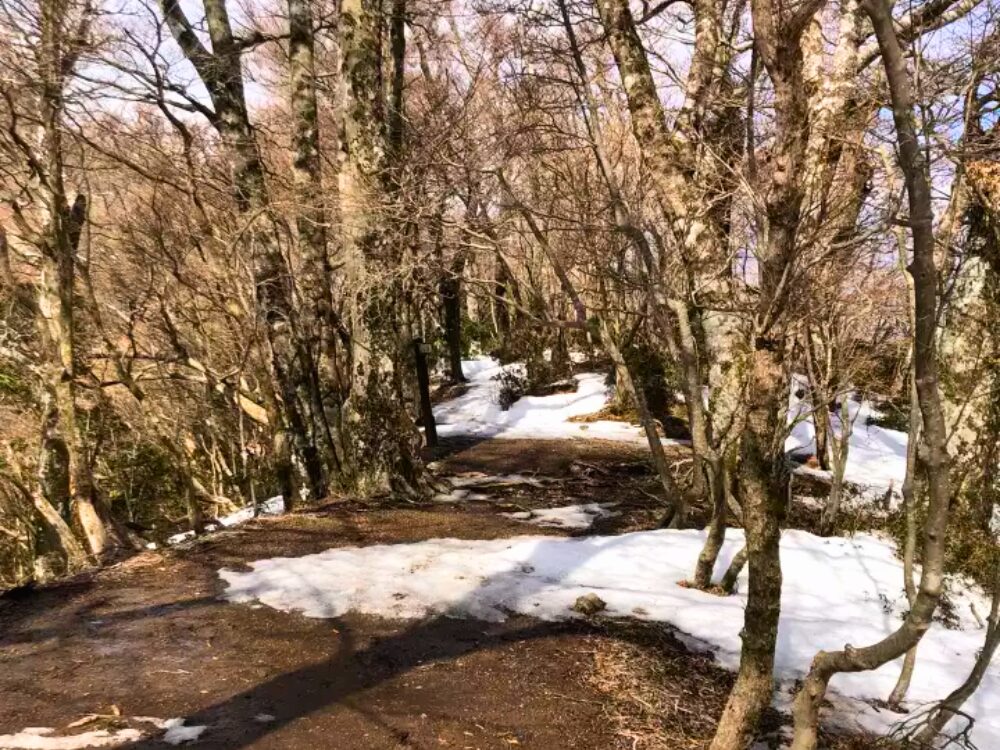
[572,593,607,616]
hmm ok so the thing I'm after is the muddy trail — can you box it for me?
[1,438,742,750]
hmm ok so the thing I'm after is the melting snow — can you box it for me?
[0,728,143,749]
[503,503,617,529]
[167,495,285,546]
[447,473,547,489]
[219,528,999,746]
[161,719,207,745]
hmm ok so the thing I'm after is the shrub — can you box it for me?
[493,368,527,411]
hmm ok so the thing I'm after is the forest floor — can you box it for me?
[5,351,991,750]
[0,438,770,750]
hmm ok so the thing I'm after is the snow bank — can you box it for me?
[433,358,676,444]
[503,503,617,529]
[220,528,999,745]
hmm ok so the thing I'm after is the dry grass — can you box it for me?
[585,620,900,750]
[568,403,692,439]
[585,622,740,750]
[568,402,643,425]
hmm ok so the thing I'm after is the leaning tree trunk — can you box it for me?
[790,1,954,745]
[601,320,686,526]
[588,0,738,588]
[6,471,89,575]
[913,569,1000,745]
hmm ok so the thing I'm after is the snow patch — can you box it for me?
[0,727,143,749]
[167,495,285,546]
[447,473,547,489]
[503,503,617,529]
[219,528,1000,747]
[161,719,207,745]
[786,383,908,498]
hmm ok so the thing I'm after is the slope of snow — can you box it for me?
[220,528,998,746]
[786,384,908,496]
[433,358,676,444]
[503,503,618,529]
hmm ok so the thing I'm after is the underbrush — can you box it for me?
[883,498,1000,594]
[491,364,579,410]
[493,368,528,410]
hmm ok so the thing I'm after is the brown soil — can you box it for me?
[0,437,874,749]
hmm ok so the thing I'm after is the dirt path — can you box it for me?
[0,439,693,750]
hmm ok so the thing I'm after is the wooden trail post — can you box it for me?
[413,338,438,446]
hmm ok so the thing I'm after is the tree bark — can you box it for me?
[710,0,823,744]
[820,398,852,536]
[15,0,115,558]
[601,320,685,525]
[338,0,427,496]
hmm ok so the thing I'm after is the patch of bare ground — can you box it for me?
[0,511,620,749]
[427,437,703,531]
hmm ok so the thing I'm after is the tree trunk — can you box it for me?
[338,0,427,496]
[914,570,1000,745]
[9,472,89,574]
[709,347,789,750]
[790,1,954,744]
[820,399,852,535]
[288,0,350,484]
[720,544,748,594]
[693,455,729,588]
[601,320,685,525]
[441,254,467,383]
[160,0,329,503]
